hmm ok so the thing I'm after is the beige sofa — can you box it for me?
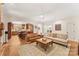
[45,31,68,47]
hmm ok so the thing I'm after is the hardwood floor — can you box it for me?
[0,35,78,56]
[68,40,78,56]
[0,36,20,56]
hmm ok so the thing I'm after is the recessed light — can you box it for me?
[40,15,44,18]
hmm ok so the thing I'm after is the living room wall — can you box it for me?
[73,17,79,40]
[39,16,78,40]
[3,13,79,40]
[51,16,79,40]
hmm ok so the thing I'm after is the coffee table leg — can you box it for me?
[44,45,47,51]
[36,42,38,46]
[45,48,47,51]
[50,41,53,46]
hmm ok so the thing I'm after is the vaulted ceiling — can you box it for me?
[3,3,79,23]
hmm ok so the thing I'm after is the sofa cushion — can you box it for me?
[52,33,57,38]
[45,36,67,43]
[48,33,52,37]
[53,38,67,43]
[51,38,68,46]
[57,34,68,40]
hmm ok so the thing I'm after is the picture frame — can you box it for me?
[55,24,61,31]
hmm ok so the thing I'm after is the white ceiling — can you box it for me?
[3,3,79,23]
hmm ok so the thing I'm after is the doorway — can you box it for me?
[67,23,76,39]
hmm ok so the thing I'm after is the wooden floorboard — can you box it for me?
[68,40,78,56]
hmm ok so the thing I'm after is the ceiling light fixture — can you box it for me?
[40,15,44,18]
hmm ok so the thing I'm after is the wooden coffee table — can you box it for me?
[36,37,53,51]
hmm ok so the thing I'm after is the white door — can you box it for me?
[67,23,76,39]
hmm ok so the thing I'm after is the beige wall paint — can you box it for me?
[0,3,1,22]
[0,3,3,22]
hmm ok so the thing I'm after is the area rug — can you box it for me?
[18,43,70,56]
